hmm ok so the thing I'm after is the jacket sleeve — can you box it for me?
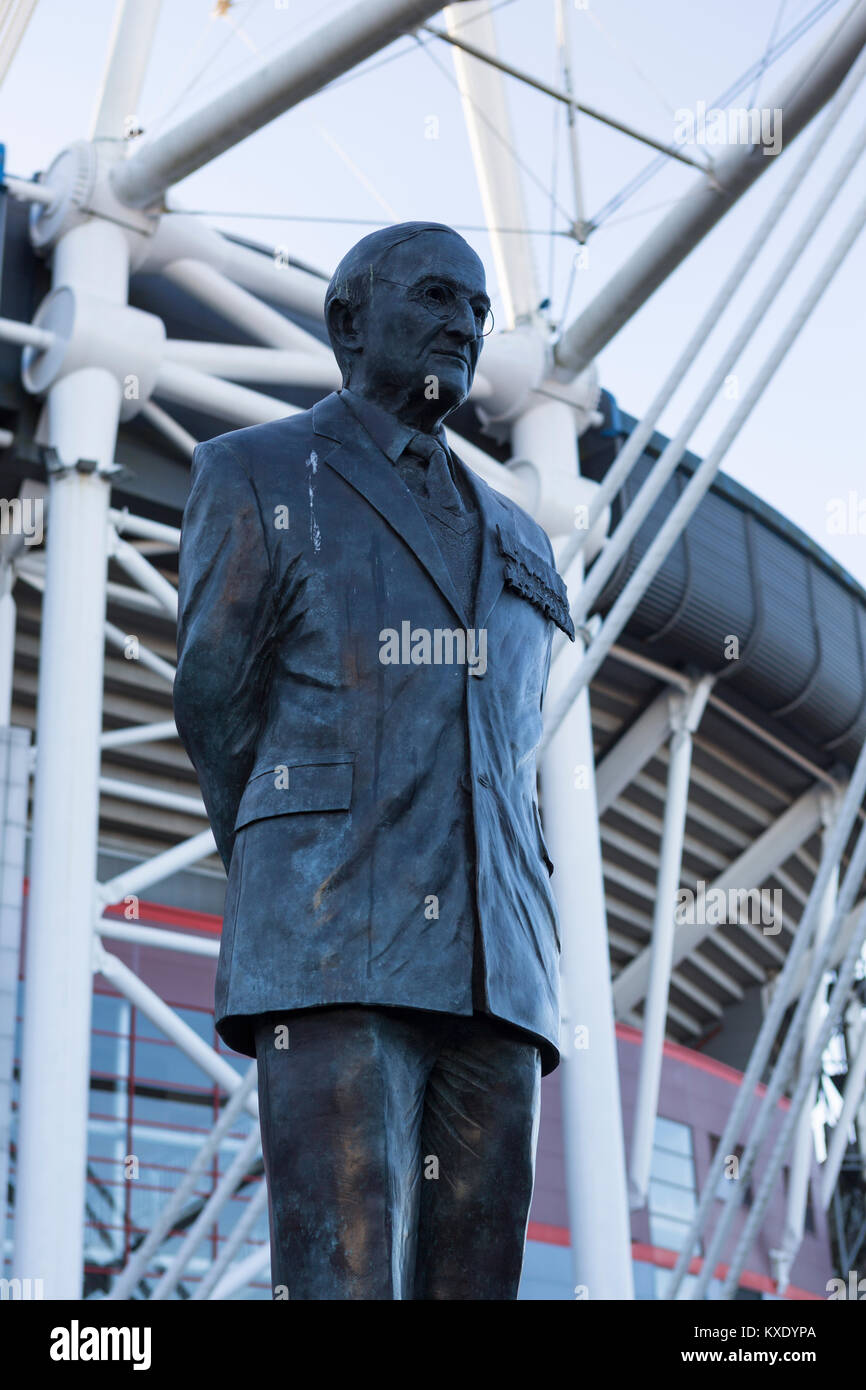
[174,436,276,872]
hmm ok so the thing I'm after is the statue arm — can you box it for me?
[174,436,276,872]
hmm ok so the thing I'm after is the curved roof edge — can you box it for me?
[578,390,866,775]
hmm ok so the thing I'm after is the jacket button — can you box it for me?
[477,773,492,788]
[460,772,472,792]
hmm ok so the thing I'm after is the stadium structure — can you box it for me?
[1,0,866,1301]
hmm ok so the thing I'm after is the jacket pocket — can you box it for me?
[234,755,355,831]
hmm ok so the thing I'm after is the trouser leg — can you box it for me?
[254,1005,435,1300]
[412,1014,541,1300]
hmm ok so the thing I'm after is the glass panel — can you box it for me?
[92,992,130,1036]
[131,1090,216,1133]
[217,1188,269,1243]
[649,1147,695,1188]
[649,1178,697,1222]
[653,1115,693,1156]
[633,1259,657,1301]
[648,1212,692,1253]
[653,1266,702,1300]
[134,1004,214,1044]
[132,1037,221,1090]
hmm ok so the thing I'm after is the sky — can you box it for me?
[2,0,865,584]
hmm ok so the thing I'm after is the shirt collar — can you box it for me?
[340,388,448,463]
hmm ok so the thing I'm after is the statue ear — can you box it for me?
[327,297,364,354]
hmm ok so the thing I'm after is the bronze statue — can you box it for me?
[174,222,573,1299]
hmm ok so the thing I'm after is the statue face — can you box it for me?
[348,232,489,425]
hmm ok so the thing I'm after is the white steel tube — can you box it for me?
[209,1242,270,1301]
[111,0,449,208]
[139,215,328,324]
[555,0,587,236]
[568,115,866,629]
[216,237,326,322]
[162,340,341,388]
[99,917,220,959]
[0,0,38,88]
[444,1,540,326]
[530,399,634,1299]
[821,1012,866,1207]
[667,734,866,1298]
[106,1061,257,1301]
[162,259,322,352]
[98,776,205,817]
[97,827,217,906]
[691,793,866,1299]
[151,1127,262,1299]
[554,0,866,373]
[0,567,14,724]
[109,509,181,548]
[155,361,298,428]
[723,896,866,1296]
[546,180,866,740]
[139,400,197,459]
[775,825,839,1285]
[104,619,176,685]
[13,219,128,1299]
[90,0,163,141]
[558,45,866,569]
[2,176,56,207]
[100,718,180,750]
[193,1179,269,1301]
[110,533,178,617]
[0,317,55,350]
[628,682,711,1208]
[93,941,257,1114]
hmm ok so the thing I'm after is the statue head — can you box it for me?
[325,222,490,432]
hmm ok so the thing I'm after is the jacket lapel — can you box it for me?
[452,450,509,629]
[313,393,470,628]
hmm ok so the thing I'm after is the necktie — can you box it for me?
[399,433,465,520]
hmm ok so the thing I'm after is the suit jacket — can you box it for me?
[173,390,575,1074]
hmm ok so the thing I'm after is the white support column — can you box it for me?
[528,397,633,1299]
[90,0,163,141]
[628,679,713,1209]
[0,562,14,726]
[0,727,30,1268]
[13,219,128,1299]
[555,0,587,239]
[444,1,540,327]
[821,1009,866,1208]
[771,801,840,1292]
